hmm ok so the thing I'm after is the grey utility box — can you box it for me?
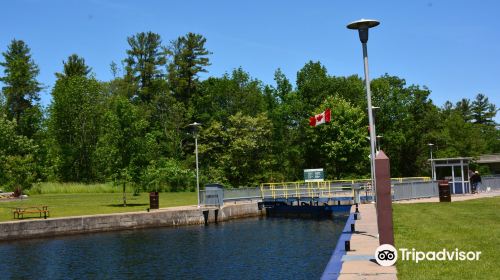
[204,183,224,207]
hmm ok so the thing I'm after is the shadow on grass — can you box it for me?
[106,203,149,207]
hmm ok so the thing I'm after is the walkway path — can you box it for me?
[332,190,500,280]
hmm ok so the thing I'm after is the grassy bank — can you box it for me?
[29,182,121,194]
[393,196,500,279]
[0,192,196,222]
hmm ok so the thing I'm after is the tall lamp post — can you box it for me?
[347,19,380,196]
[428,143,434,180]
[189,122,202,208]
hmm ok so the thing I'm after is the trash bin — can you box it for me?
[149,191,159,209]
[438,180,451,202]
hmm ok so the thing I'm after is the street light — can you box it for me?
[189,122,202,208]
[428,143,435,180]
[347,18,380,196]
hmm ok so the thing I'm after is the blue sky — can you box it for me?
[1,0,499,121]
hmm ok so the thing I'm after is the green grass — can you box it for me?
[393,197,500,280]
[0,192,196,222]
[28,182,122,194]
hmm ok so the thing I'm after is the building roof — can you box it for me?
[429,157,473,162]
[476,154,500,164]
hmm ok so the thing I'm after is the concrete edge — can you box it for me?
[0,203,264,242]
[321,207,354,280]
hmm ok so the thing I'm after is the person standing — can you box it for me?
[470,171,482,194]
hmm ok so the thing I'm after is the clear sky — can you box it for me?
[1,0,499,122]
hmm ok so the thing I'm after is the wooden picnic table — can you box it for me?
[12,206,50,219]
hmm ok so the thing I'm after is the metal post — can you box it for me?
[347,19,380,202]
[189,122,202,208]
[195,135,200,208]
[363,42,378,200]
[428,143,434,180]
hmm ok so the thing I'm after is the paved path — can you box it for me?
[335,190,500,280]
[336,203,397,280]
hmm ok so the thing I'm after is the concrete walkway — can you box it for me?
[335,190,500,280]
[336,203,397,280]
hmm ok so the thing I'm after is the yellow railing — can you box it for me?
[260,177,430,199]
[260,181,357,200]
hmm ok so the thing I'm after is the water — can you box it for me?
[0,216,347,280]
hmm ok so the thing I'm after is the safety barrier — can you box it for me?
[199,177,436,205]
[482,175,500,191]
[392,181,438,201]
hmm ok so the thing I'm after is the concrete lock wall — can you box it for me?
[0,203,263,241]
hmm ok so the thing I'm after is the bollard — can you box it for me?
[351,223,355,232]
[345,240,350,251]
[355,203,359,213]
[375,150,395,245]
[354,213,358,220]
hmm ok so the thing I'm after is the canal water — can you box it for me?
[0,216,347,279]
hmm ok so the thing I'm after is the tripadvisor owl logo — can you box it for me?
[375,244,398,266]
[375,244,482,266]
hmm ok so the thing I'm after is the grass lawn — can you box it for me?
[393,196,500,280]
[0,192,197,222]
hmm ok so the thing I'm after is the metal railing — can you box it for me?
[481,175,500,191]
[260,181,358,200]
[199,175,499,206]
[392,181,438,201]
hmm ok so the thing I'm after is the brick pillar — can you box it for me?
[375,150,394,245]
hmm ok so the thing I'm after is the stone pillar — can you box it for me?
[375,150,394,245]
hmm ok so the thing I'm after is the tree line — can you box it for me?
[0,32,498,192]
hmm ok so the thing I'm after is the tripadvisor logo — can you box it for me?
[375,244,482,266]
[375,244,398,266]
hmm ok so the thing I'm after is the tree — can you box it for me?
[455,98,473,122]
[194,68,266,125]
[305,96,369,179]
[49,76,102,181]
[55,54,92,79]
[471,93,497,125]
[124,32,167,102]
[434,111,488,158]
[224,113,273,187]
[371,75,437,177]
[198,113,272,187]
[296,61,330,113]
[0,39,42,138]
[0,114,37,191]
[168,32,211,104]
[94,96,159,204]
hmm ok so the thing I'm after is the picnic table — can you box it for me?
[12,206,50,219]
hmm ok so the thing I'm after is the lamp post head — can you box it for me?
[428,143,434,147]
[347,19,380,44]
[188,122,202,136]
[189,122,202,127]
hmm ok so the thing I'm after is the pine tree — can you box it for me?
[124,32,166,103]
[168,32,211,104]
[471,93,497,125]
[55,54,92,79]
[0,39,42,138]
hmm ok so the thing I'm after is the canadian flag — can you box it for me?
[309,108,331,127]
